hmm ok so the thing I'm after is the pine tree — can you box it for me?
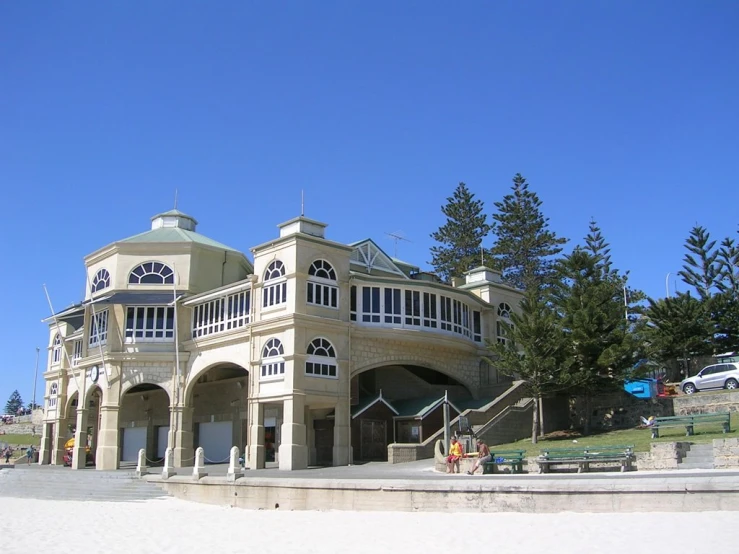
[5,390,23,415]
[490,173,567,291]
[487,291,572,444]
[429,182,491,283]
[678,225,719,300]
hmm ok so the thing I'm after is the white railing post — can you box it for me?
[227,446,243,482]
[135,448,147,477]
[192,446,208,480]
[162,447,177,479]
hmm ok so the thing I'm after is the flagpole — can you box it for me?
[43,285,82,394]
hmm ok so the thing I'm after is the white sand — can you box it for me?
[0,497,730,554]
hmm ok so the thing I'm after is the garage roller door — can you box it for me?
[198,421,232,462]
[121,427,147,462]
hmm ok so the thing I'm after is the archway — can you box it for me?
[188,363,248,464]
[119,384,171,465]
[350,364,472,461]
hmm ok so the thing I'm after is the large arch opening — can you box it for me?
[349,364,472,462]
[119,384,171,465]
[62,390,99,467]
[188,363,248,464]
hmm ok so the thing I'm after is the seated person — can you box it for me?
[446,437,464,473]
[467,440,491,475]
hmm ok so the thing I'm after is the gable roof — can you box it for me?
[349,239,409,278]
[391,395,462,419]
[351,393,399,419]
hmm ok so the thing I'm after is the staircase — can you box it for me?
[678,444,714,470]
[0,466,169,502]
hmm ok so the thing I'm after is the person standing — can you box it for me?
[467,440,491,475]
[25,445,34,465]
[3,446,12,464]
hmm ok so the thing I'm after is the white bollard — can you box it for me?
[135,448,148,477]
[227,446,243,482]
[162,447,177,479]
[192,446,208,480]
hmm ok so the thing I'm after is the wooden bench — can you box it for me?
[649,412,731,439]
[482,450,526,474]
[537,445,634,473]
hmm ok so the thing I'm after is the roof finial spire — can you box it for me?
[481,246,484,266]
[174,188,178,210]
[301,189,304,217]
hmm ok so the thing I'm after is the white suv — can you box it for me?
[680,362,739,394]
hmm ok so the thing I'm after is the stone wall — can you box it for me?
[673,391,739,415]
[387,441,435,464]
[571,392,675,431]
[634,442,690,470]
[713,438,739,469]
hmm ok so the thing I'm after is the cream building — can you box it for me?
[39,209,523,471]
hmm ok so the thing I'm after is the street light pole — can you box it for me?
[32,347,40,411]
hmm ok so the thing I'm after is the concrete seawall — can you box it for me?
[145,471,739,513]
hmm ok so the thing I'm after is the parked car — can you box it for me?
[680,362,739,394]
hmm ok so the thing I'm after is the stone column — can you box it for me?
[51,417,68,465]
[333,396,352,466]
[170,405,194,468]
[247,401,265,469]
[95,405,120,470]
[72,408,89,470]
[39,422,53,465]
[279,394,308,471]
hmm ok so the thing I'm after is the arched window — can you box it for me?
[51,334,62,364]
[305,337,337,378]
[497,302,513,345]
[261,338,285,380]
[307,260,338,308]
[263,260,287,308]
[48,383,58,408]
[128,262,174,285]
[91,269,110,292]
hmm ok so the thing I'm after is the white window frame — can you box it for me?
[261,338,285,381]
[91,269,111,293]
[51,334,62,365]
[192,290,251,338]
[72,340,82,366]
[307,260,339,309]
[48,383,58,408]
[305,337,338,379]
[128,261,175,285]
[125,306,174,343]
[263,261,287,309]
[89,309,109,347]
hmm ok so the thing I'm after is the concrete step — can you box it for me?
[0,467,168,502]
[678,462,714,470]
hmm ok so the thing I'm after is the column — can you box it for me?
[170,405,194,468]
[71,408,88,470]
[333,396,352,466]
[51,417,68,465]
[279,394,308,471]
[39,422,53,465]
[247,401,265,469]
[95,405,120,470]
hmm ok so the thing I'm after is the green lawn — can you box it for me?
[488,412,739,457]
[0,434,41,448]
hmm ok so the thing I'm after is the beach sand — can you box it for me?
[0,496,729,554]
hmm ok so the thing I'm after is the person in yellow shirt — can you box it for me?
[446,436,464,473]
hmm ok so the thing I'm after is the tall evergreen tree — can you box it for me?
[429,182,491,283]
[487,291,573,444]
[553,229,642,435]
[5,390,23,415]
[678,225,718,300]
[490,173,567,291]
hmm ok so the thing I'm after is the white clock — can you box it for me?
[89,365,100,384]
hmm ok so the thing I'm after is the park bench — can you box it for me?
[482,450,526,474]
[537,445,634,474]
[649,412,731,439]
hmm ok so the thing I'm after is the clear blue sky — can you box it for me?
[1,1,737,407]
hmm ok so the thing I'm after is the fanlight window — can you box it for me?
[129,262,174,285]
[497,303,512,319]
[305,337,337,378]
[261,338,285,379]
[91,269,111,292]
[51,334,62,364]
[264,261,285,281]
[308,260,336,281]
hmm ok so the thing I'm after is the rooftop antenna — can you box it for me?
[301,190,304,217]
[385,231,411,258]
[174,188,178,210]
[481,246,484,266]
